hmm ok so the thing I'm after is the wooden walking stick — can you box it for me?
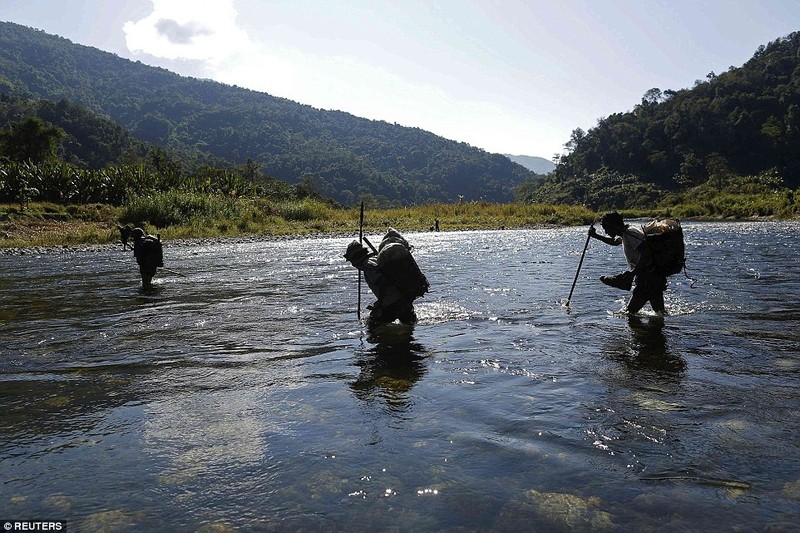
[566,223,593,307]
[357,201,364,319]
[159,267,187,277]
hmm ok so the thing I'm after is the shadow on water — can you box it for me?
[350,323,429,412]
[603,315,686,375]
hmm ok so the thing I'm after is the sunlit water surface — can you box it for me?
[1,221,799,531]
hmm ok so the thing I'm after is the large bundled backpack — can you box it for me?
[376,229,429,299]
[641,218,685,276]
[139,235,164,268]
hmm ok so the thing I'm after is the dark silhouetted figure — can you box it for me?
[589,212,666,314]
[345,229,429,326]
[130,227,163,289]
[118,224,134,250]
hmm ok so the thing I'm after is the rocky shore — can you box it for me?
[0,231,359,256]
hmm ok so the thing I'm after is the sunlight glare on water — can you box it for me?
[1,221,799,531]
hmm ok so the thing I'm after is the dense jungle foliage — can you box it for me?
[518,32,800,212]
[0,21,537,206]
[0,94,326,225]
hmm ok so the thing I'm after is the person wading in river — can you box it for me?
[588,211,667,314]
[130,227,164,290]
[344,229,429,326]
[118,223,134,250]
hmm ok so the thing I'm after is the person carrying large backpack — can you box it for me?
[344,228,429,326]
[131,227,164,290]
[588,212,684,314]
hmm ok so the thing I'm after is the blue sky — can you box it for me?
[2,0,800,160]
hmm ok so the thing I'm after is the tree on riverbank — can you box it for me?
[0,116,64,164]
[0,116,65,208]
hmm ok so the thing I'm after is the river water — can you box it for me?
[1,221,798,531]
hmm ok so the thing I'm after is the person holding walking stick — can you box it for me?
[344,228,428,326]
[589,212,667,314]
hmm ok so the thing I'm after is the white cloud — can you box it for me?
[123,0,298,96]
[123,0,251,65]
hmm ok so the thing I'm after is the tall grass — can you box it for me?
[276,198,332,222]
[368,202,596,231]
[122,191,242,227]
[118,193,337,237]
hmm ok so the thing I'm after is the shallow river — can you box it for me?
[1,221,799,531]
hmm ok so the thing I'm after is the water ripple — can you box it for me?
[1,223,799,530]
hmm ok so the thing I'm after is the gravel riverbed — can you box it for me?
[0,231,358,256]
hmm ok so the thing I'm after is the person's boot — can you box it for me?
[600,271,634,290]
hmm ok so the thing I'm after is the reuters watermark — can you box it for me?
[1,522,66,532]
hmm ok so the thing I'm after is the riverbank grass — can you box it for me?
[2,198,598,248]
[2,187,796,249]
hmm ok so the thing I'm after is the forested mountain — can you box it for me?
[522,32,800,209]
[0,21,537,206]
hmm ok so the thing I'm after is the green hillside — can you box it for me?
[522,32,800,210]
[0,21,537,206]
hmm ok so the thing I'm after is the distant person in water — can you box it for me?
[344,229,429,326]
[588,212,666,314]
[118,224,134,250]
[130,227,164,289]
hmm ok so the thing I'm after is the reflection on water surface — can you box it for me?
[1,222,799,531]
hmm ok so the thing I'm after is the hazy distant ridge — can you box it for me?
[504,154,555,174]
